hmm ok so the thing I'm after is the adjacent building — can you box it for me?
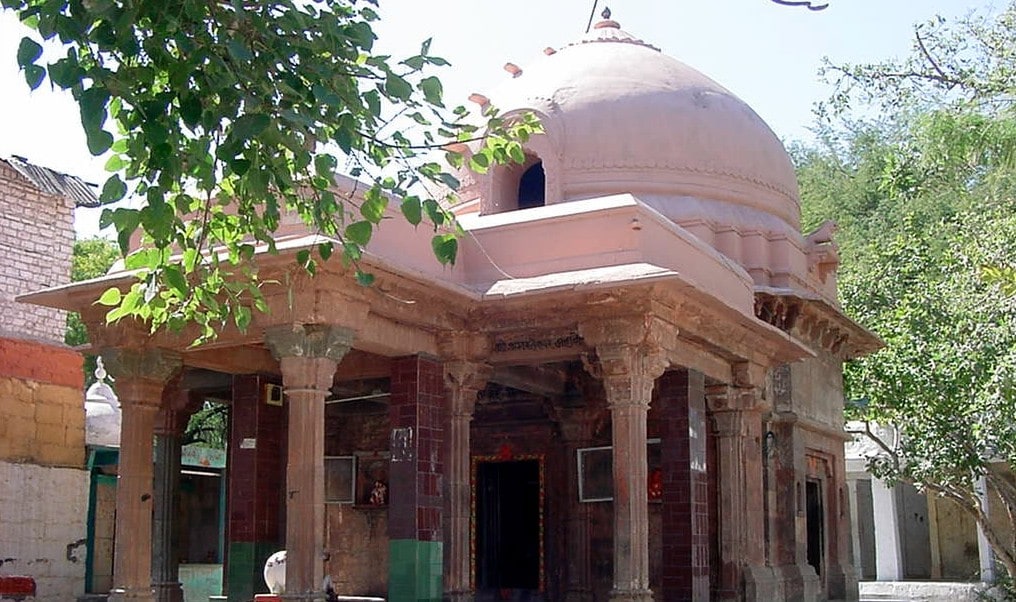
[0,155,98,601]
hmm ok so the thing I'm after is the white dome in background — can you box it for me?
[85,357,121,448]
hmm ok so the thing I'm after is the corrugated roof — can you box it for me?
[3,155,100,208]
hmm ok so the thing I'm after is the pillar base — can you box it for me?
[608,588,654,602]
[772,564,821,602]
[152,581,184,602]
[108,587,155,602]
[744,566,782,601]
[564,589,594,602]
[280,593,328,602]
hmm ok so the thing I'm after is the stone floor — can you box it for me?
[859,580,984,602]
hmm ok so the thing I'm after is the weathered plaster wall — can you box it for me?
[0,161,75,344]
[0,461,89,601]
[324,404,390,596]
[931,495,979,580]
[789,353,845,429]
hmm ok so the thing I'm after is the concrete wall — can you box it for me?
[0,461,89,601]
[0,161,75,344]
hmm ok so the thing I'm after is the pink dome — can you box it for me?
[485,21,801,229]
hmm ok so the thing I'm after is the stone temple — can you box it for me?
[23,14,880,602]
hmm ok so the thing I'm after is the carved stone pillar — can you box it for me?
[103,348,182,602]
[706,364,777,602]
[152,389,191,602]
[443,361,491,602]
[266,324,354,602]
[580,318,672,602]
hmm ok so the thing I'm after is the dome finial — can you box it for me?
[593,6,620,29]
[94,356,108,382]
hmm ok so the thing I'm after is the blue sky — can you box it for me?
[0,0,995,235]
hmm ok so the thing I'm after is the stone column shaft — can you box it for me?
[104,348,181,602]
[152,426,183,602]
[444,361,491,601]
[282,356,337,600]
[609,399,651,599]
[580,317,672,602]
[266,324,354,602]
[708,381,768,601]
[113,402,160,601]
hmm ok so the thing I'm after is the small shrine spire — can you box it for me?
[593,6,620,30]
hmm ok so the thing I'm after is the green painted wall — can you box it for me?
[388,539,442,602]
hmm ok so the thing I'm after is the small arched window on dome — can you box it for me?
[488,152,547,214]
[517,161,545,209]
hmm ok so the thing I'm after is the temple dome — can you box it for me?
[482,19,801,229]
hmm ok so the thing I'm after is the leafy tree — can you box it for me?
[797,0,1016,580]
[66,237,119,385]
[4,0,539,341]
[183,400,228,449]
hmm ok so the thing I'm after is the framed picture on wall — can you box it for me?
[324,455,356,504]
[577,439,662,503]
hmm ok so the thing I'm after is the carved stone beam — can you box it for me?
[491,364,567,398]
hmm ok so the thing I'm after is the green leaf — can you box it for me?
[345,220,373,246]
[16,37,42,67]
[384,72,412,101]
[86,129,114,155]
[355,270,375,286]
[163,265,188,297]
[23,64,45,89]
[79,87,110,130]
[100,174,127,203]
[226,39,253,62]
[360,186,387,223]
[400,196,422,226]
[431,233,458,265]
[437,172,460,189]
[318,242,333,260]
[234,305,252,332]
[232,114,271,140]
[419,76,443,107]
[96,287,122,306]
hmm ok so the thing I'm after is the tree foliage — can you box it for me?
[66,237,120,385]
[797,0,1016,580]
[4,0,539,341]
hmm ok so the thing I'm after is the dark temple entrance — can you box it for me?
[806,480,825,577]
[476,459,542,595]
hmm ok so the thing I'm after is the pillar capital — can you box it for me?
[548,404,605,444]
[102,347,182,407]
[705,381,766,415]
[265,323,355,362]
[579,316,672,410]
[444,360,492,418]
